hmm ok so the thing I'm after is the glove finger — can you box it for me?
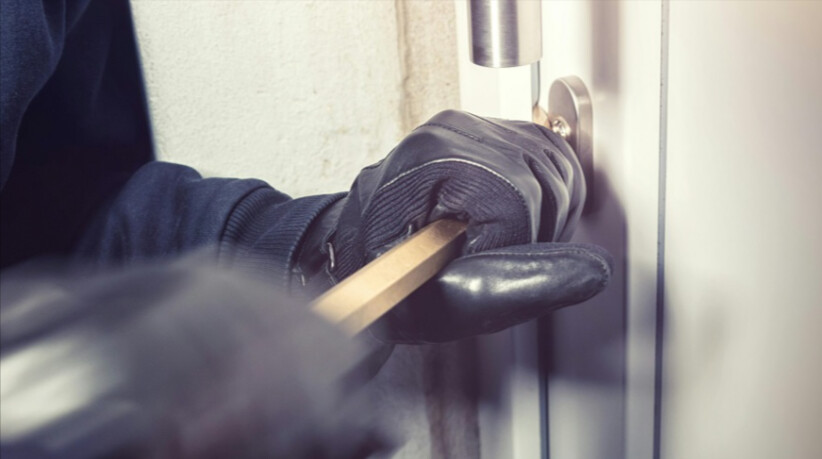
[371,242,613,344]
[534,126,586,241]
[515,121,586,241]
[482,117,586,241]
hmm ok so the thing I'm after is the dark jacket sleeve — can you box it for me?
[1,0,155,267]
[74,161,344,289]
[1,0,341,286]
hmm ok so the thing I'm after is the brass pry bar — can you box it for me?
[310,219,468,336]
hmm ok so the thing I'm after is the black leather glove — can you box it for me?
[295,110,612,343]
[0,257,391,459]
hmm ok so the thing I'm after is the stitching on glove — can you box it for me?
[377,158,521,195]
[421,122,485,143]
[480,117,520,136]
[421,122,528,160]
[370,158,534,244]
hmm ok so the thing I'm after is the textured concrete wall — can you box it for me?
[131,0,459,198]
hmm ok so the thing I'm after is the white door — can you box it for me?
[457,1,822,458]
[663,2,822,458]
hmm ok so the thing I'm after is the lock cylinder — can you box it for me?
[467,0,543,68]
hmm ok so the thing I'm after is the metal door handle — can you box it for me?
[467,1,593,207]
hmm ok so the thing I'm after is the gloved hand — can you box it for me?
[0,257,392,459]
[295,110,612,343]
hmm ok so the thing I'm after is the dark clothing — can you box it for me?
[0,257,390,459]
[0,0,333,287]
[0,5,389,458]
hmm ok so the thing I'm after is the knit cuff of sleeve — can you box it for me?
[219,188,347,290]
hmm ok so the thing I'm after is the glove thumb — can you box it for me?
[371,242,613,343]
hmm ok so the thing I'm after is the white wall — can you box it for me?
[131,0,459,197]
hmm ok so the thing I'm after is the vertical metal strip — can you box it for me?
[531,61,541,108]
[653,1,670,458]
[538,316,552,459]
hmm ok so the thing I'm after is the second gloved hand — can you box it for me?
[295,110,612,343]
